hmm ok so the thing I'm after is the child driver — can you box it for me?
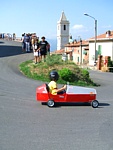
[48,71,67,95]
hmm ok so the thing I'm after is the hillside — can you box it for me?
[19,54,98,86]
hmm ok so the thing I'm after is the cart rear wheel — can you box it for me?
[91,100,99,108]
[47,100,55,107]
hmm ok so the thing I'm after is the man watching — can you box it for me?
[39,36,49,62]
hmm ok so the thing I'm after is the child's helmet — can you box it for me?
[50,71,59,81]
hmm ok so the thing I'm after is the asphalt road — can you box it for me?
[0,40,113,150]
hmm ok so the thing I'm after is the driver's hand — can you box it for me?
[63,85,67,89]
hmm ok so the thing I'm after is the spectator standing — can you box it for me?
[2,33,4,39]
[25,34,30,52]
[13,33,16,40]
[47,43,50,55]
[29,34,32,51]
[31,35,35,52]
[38,36,49,62]
[22,33,26,52]
[33,37,40,64]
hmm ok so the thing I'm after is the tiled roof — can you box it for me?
[65,40,89,47]
[89,30,113,41]
[51,49,65,54]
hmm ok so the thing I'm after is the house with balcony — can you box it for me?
[89,30,113,65]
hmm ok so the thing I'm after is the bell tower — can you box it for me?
[57,11,70,50]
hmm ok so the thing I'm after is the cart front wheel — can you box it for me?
[47,100,55,107]
[91,100,99,108]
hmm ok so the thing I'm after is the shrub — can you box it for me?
[82,69,89,78]
[108,57,113,72]
[46,54,62,66]
[58,68,76,82]
[80,69,89,81]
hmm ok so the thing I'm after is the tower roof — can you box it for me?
[59,11,67,21]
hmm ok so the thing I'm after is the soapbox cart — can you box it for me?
[36,84,99,108]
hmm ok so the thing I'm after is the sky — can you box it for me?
[0,0,113,42]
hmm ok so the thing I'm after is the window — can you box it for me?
[98,45,102,55]
[77,57,79,62]
[70,55,73,60]
[83,50,87,55]
[64,25,66,30]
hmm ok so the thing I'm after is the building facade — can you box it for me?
[65,40,89,64]
[89,30,113,65]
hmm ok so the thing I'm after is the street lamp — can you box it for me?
[84,13,97,65]
[80,38,82,64]
[78,36,82,64]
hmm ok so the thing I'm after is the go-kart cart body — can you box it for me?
[36,84,99,108]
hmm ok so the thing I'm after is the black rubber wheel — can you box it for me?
[41,102,46,105]
[47,100,55,107]
[91,100,99,108]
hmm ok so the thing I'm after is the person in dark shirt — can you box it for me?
[22,33,26,53]
[24,34,30,52]
[38,36,49,62]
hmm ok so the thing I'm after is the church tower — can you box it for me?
[57,11,70,50]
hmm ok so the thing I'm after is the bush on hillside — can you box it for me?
[58,68,78,82]
[46,54,62,66]
[108,57,113,72]
[58,67,93,84]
